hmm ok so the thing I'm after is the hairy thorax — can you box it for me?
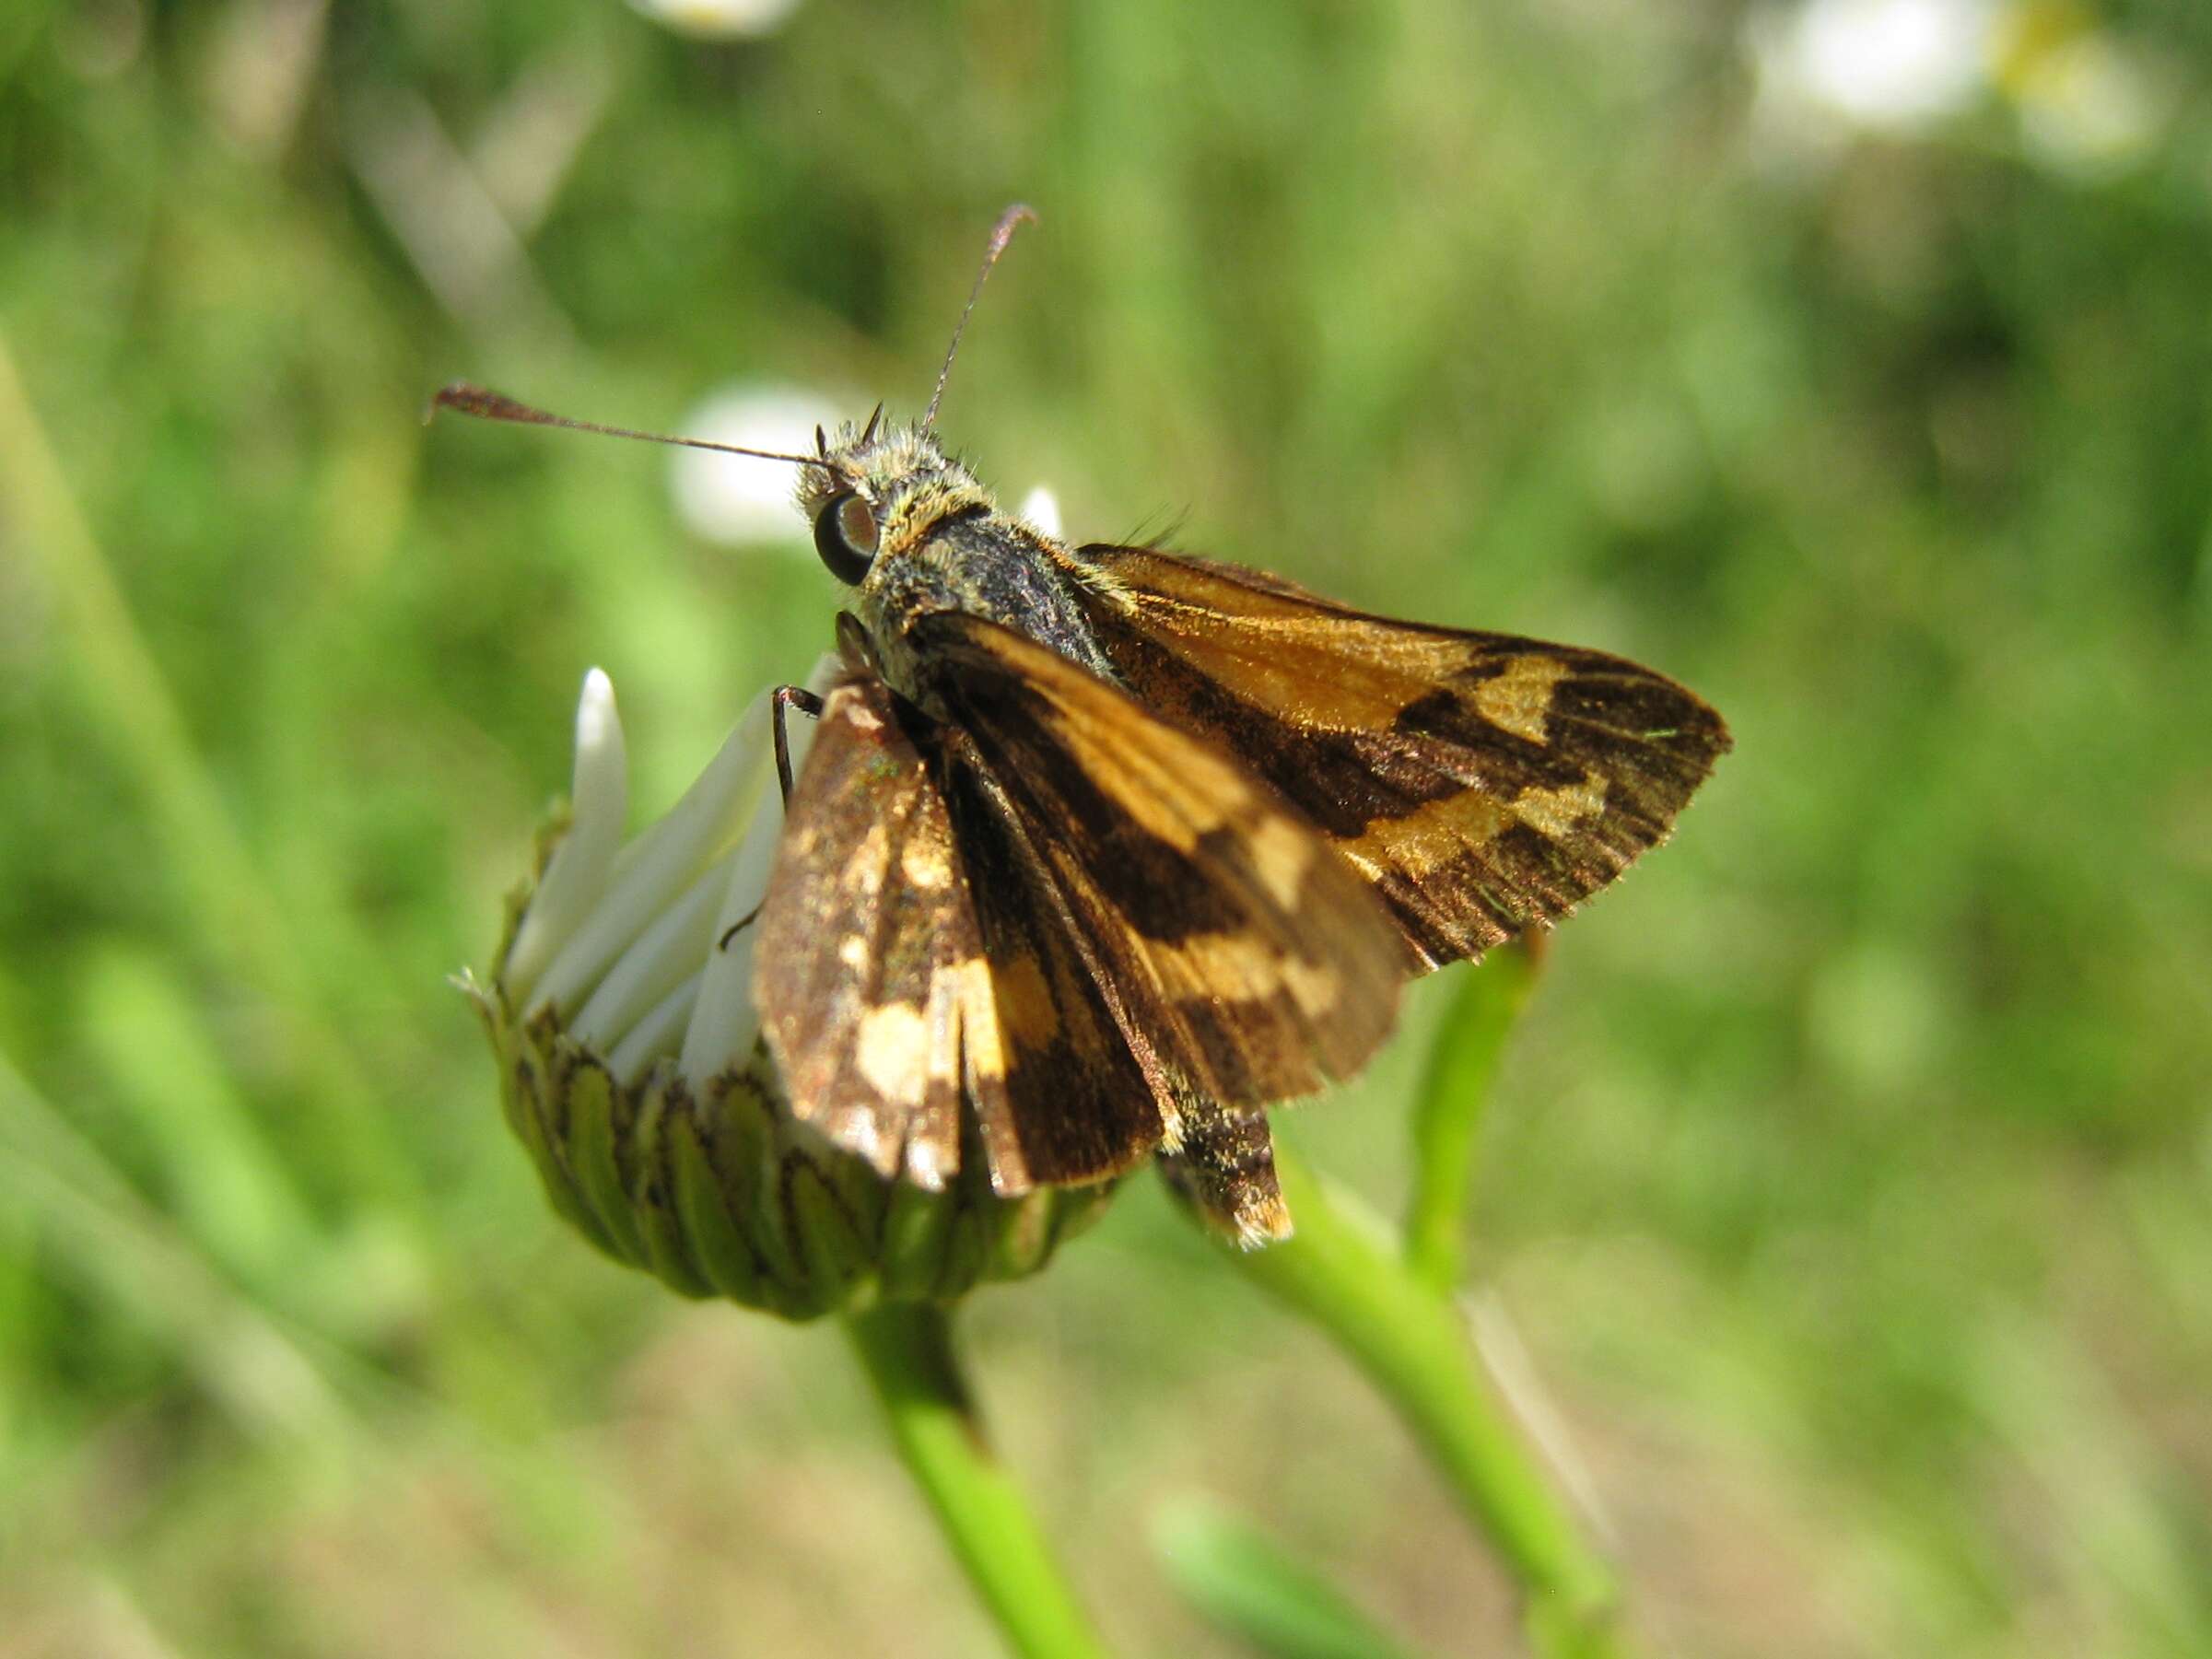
[797,421,1118,714]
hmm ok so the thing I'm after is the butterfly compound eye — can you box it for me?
[813,489,880,585]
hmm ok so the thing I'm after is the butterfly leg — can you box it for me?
[716,898,764,952]
[714,685,825,953]
[771,683,825,805]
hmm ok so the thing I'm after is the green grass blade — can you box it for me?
[1153,1498,1431,1659]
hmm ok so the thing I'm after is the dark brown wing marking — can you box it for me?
[911,612,1406,1113]
[1058,546,1731,971]
[936,750,1169,1188]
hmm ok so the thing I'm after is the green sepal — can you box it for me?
[474,977,1113,1319]
[666,1108,768,1304]
[561,1052,647,1268]
[626,1081,712,1299]
[488,1003,614,1258]
[875,1176,966,1303]
[782,1150,878,1317]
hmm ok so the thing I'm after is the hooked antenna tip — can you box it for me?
[924,204,1040,430]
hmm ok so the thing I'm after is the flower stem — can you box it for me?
[1223,1148,1624,1658]
[1404,945,1539,1295]
[843,1302,1112,1659]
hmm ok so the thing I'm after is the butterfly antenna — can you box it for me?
[427,383,822,468]
[923,203,1036,431]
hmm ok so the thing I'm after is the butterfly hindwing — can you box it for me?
[910,611,1406,1113]
[755,672,979,1190]
[1058,545,1732,970]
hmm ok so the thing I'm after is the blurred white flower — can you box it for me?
[1747,0,2174,181]
[627,0,803,41]
[670,383,848,546]
[1017,485,1063,541]
[1750,0,1995,140]
[504,659,837,1088]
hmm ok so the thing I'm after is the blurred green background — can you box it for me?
[5,0,2210,1653]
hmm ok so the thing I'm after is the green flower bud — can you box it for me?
[467,667,1113,1320]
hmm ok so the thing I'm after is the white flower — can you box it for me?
[1749,0,1995,142]
[668,383,849,546]
[1017,485,1063,541]
[503,657,839,1089]
[627,0,804,41]
[474,658,1121,1314]
[1747,0,2175,180]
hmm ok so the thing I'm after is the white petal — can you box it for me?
[532,683,773,1015]
[1018,485,1063,541]
[507,668,627,1002]
[607,970,704,1084]
[680,653,838,1088]
[677,800,782,1089]
[568,855,739,1052]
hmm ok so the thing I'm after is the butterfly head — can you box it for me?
[797,409,994,590]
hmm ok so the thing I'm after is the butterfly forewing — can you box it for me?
[937,751,1171,1186]
[912,612,1407,1112]
[1059,546,1732,970]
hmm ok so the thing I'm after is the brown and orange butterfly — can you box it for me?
[437,207,1729,1244]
